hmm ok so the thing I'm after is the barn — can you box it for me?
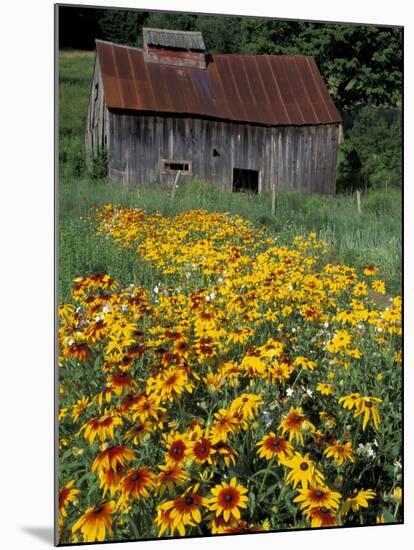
[85,28,342,194]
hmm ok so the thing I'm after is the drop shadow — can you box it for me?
[21,526,54,544]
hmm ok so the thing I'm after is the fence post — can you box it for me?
[271,179,276,216]
[170,170,181,208]
[356,189,362,215]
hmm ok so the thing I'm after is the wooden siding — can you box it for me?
[85,57,108,167]
[104,112,339,194]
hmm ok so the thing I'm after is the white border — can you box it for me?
[0,1,411,549]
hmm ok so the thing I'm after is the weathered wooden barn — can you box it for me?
[86,28,342,194]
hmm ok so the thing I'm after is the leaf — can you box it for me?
[381,508,397,523]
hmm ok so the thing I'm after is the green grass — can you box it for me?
[58,51,402,302]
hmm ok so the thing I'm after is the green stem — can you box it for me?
[128,515,140,539]
[259,458,275,498]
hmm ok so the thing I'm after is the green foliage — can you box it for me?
[89,148,108,180]
[338,107,402,191]
[59,52,95,178]
[194,16,244,53]
[240,21,402,112]
[98,9,148,46]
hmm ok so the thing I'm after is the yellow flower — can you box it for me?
[326,330,352,352]
[338,393,361,410]
[324,441,355,465]
[393,486,402,504]
[256,433,293,462]
[71,501,115,542]
[316,383,334,396]
[279,407,314,445]
[364,265,378,276]
[342,489,376,515]
[157,485,207,534]
[354,396,382,430]
[283,452,325,489]
[293,485,341,512]
[353,281,368,296]
[79,413,122,445]
[59,480,80,525]
[372,279,386,294]
[207,478,248,522]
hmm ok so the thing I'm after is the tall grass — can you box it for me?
[58,51,402,302]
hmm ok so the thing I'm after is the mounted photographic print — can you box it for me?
[55,2,403,545]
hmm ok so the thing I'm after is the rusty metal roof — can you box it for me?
[96,40,341,126]
[143,28,205,51]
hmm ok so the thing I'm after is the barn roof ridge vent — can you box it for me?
[143,27,206,51]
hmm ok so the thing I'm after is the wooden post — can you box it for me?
[271,179,276,216]
[356,189,362,215]
[170,170,181,208]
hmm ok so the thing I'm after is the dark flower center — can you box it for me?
[172,443,184,456]
[315,490,324,498]
[300,462,309,471]
[131,472,141,482]
[224,492,234,503]
[271,437,281,449]
[319,506,329,514]
[185,495,194,506]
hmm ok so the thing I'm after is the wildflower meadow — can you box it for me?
[58,205,402,544]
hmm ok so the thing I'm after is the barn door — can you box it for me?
[232,168,259,192]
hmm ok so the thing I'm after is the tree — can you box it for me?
[240,19,402,112]
[98,9,149,46]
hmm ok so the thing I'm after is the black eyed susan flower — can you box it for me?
[97,465,125,498]
[305,506,337,527]
[354,396,382,430]
[163,432,190,464]
[364,265,378,276]
[283,452,325,489]
[256,433,293,462]
[208,513,239,534]
[79,413,122,445]
[158,484,207,532]
[279,407,313,445]
[155,507,187,537]
[132,394,165,425]
[324,441,355,465]
[91,445,136,475]
[208,478,249,522]
[342,489,376,515]
[212,442,239,467]
[316,383,334,396]
[338,392,362,410]
[191,434,215,464]
[119,467,155,504]
[59,480,80,525]
[124,420,154,445]
[71,501,115,542]
[156,462,189,495]
[210,409,239,444]
[108,371,135,396]
[293,485,341,512]
[229,393,262,421]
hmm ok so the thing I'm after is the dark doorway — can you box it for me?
[233,168,259,192]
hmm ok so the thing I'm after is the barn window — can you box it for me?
[233,168,259,193]
[161,159,192,175]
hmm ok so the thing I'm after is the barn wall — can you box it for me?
[106,112,339,194]
[85,57,108,168]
